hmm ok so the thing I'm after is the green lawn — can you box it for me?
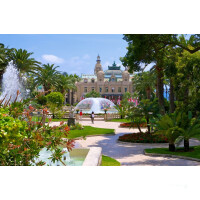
[68,126,115,139]
[101,155,121,166]
[145,146,200,160]
[107,118,131,123]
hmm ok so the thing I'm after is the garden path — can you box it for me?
[76,120,200,166]
[50,121,200,166]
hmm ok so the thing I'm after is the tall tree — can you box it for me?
[0,44,12,85]
[134,71,156,100]
[174,49,200,114]
[121,34,177,114]
[121,34,200,114]
[34,63,60,93]
[8,48,41,75]
[56,73,80,95]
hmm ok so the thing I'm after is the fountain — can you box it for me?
[74,98,118,114]
[0,61,24,102]
[35,147,102,166]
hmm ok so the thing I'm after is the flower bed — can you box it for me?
[118,132,168,143]
[119,122,147,128]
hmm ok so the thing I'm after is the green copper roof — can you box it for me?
[108,61,121,70]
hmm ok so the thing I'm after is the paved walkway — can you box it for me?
[50,120,200,166]
[77,120,200,166]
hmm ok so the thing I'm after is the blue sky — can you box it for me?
[0,34,129,75]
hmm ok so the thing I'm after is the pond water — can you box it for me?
[35,148,85,166]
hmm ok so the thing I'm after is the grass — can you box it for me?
[67,126,115,139]
[101,155,120,166]
[32,116,68,122]
[107,118,131,123]
[145,146,200,160]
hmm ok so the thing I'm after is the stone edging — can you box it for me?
[144,150,200,162]
[116,140,168,145]
[118,126,147,129]
[82,147,102,166]
[74,130,115,140]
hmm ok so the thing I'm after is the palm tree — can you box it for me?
[134,71,156,100]
[34,63,61,93]
[8,48,41,75]
[175,112,200,152]
[67,74,80,105]
[181,121,200,151]
[155,112,183,151]
[0,43,12,85]
[56,73,79,94]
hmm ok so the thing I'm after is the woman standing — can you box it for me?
[91,111,94,124]
[80,110,83,120]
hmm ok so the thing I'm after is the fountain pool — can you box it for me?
[74,98,118,114]
[35,147,102,166]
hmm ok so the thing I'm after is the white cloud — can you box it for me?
[42,54,64,64]
[63,56,91,75]
[102,61,111,70]
[82,54,90,60]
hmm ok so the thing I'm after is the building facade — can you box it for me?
[73,55,134,104]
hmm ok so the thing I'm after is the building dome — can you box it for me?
[94,55,103,75]
[74,98,118,114]
[122,70,129,75]
[97,70,104,75]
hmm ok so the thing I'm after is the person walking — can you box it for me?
[91,111,94,124]
[80,110,83,120]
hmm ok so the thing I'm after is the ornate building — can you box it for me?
[73,55,134,104]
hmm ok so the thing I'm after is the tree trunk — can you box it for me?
[169,78,175,113]
[169,143,175,152]
[137,123,142,133]
[71,90,74,105]
[156,66,165,115]
[184,87,189,111]
[146,87,151,99]
[184,139,190,152]
[68,89,70,104]
[146,116,151,134]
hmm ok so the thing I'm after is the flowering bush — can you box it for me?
[120,122,147,128]
[0,93,74,166]
[118,132,168,143]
